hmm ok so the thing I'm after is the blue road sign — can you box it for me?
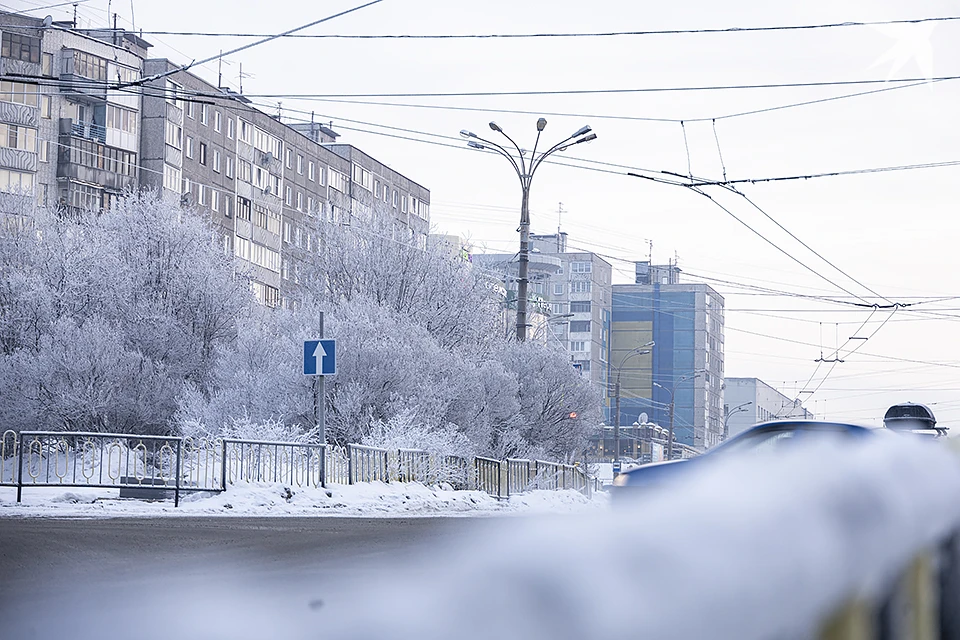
[303,339,336,376]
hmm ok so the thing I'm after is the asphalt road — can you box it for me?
[0,516,480,638]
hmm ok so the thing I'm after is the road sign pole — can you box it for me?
[316,312,326,444]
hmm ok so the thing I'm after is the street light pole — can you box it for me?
[722,401,754,442]
[654,370,704,461]
[611,341,654,471]
[461,120,597,341]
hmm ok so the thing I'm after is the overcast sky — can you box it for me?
[13,0,960,427]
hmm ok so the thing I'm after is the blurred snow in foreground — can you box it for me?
[0,481,605,518]
[5,435,960,640]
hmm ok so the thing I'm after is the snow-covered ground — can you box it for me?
[0,481,607,518]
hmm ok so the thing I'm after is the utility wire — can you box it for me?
[238,76,960,99]
[129,15,960,39]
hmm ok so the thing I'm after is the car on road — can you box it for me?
[883,402,946,438]
[611,420,875,497]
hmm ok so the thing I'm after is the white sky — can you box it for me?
[11,0,960,427]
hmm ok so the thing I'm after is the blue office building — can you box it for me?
[608,262,725,451]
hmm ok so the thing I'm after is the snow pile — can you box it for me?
[0,481,605,518]
[316,435,960,640]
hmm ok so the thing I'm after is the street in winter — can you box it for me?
[1,1,960,638]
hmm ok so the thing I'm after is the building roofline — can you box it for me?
[321,143,430,194]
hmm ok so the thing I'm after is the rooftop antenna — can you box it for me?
[556,202,564,253]
[647,239,653,263]
[129,0,136,33]
[72,3,78,28]
[218,50,222,87]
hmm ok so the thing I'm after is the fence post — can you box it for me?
[347,444,354,485]
[220,439,228,492]
[498,460,503,499]
[16,431,23,503]
[384,450,389,484]
[320,444,327,488]
[174,439,182,508]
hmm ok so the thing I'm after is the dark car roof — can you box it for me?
[616,420,873,486]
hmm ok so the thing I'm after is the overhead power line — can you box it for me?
[130,15,960,39]
[239,76,960,99]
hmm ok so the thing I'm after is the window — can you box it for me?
[571,261,592,273]
[570,301,592,313]
[200,104,208,125]
[283,221,291,243]
[213,149,221,173]
[236,196,252,221]
[569,321,591,333]
[38,140,48,162]
[285,185,292,206]
[227,118,235,139]
[308,161,315,181]
[0,124,37,152]
[198,142,207,165]
[164,121,182,149]
[42,52,53,76]
[0,80,37,107]
[185,100,194,119]
[238,160,252,183]
[329,169,347,193]
[225,156,234,178]
[297,154,303,174]
[163,164,180,192]
[238,119,251,144]
[352,163,372,191]
[214,111,222,132]
[40,95,51,118]
[571,281,592,293]
[296,191,303,211]
[317,166,325,185]
[165,80,182,109]
[570,341,586,352]
[105,105,137,135]
[307,196,314,215]
[185,136,194,159]
[401,195,407,213]
[285,148,292,169]
[212,190,219,212]
[71,51,107,81]
[295,227,302,247]
[198,185,206,206]
[2,32,41,63]
[374,179,380,198]
[554,284,564,296]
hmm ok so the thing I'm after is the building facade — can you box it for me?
[722,377,814,441]
[610,263,725,452]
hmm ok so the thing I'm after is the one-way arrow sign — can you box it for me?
[303,339,336,376]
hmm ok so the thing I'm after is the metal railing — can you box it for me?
[0,431,601,506]
[347,443,389,484]
[221,438,326,489]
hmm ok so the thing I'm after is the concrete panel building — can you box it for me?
[722,377,814,441]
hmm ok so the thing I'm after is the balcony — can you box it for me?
[59,118,106,144]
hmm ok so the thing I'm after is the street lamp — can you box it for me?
[611,340,655,471]
[460,120,597,341]
[653,369,705,460]
[722,401,754,442]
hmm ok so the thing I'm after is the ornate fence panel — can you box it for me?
[532,460,564,490]
[180,437,223,492]
[475,456,503,498]
[347,444,389,484]
[222,439,326,489]
[10,431,185,505]
[1,429,18,486]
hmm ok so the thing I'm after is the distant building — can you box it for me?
[722,377,813,440]
[471,233,612,389]
[610,263,725,452]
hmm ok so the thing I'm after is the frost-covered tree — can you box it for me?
[0,192,251,433]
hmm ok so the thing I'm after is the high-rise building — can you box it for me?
[722,377,813,441]
[610,263,725,451]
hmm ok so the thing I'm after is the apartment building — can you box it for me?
[0,12,149,213]
[610,263,725,452]
[723,377,813,441]
[137,63,430,308]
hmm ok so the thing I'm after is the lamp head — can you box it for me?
[467,141,486,150]
[489,121,502,133]
[572,125,592,137]
[536,117,547,131]
[580,132,598,143]
[460,130,477,139]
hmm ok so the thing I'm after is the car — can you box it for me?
[883,402,946,438]
[611,420,875,496]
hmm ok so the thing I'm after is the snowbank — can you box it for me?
[0,481,606,518]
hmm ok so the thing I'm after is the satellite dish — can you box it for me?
[42,15,53,28]
[639,412,648,424]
